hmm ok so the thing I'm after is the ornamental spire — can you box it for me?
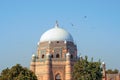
[55,20,59,28]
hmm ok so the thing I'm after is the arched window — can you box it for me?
[51,54,53,58]
[42,54,44,58]
[55,73,61,80]
[56,54,60,58]
[71,54,73,59]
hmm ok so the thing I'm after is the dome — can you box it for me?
[40,22,73,42]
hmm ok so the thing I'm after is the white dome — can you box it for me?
[40,23,73,42]
[102,62,105,64]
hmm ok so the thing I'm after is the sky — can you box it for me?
[0,0,120,71]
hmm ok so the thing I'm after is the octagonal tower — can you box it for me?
[30,22,77,80]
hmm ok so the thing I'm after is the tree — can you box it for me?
[0,68,9,80]
[106,69,119,74]
[114,69,119,74]
[0,64,37,80]
[72,56,102,80]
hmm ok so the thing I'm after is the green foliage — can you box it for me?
[0,68,9,80]
[106,69,119,74]
[72,56,102,80]
[0,64,37,80]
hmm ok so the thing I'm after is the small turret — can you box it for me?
[32,54,36,62]
[30,54,36,72]
[66,52,71,60]
[44,53,51,80]
[102,62,106,80]
[65,52,72,80]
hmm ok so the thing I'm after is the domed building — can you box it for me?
[30,22,77,80]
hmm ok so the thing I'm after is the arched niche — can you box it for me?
[56,54,60,58]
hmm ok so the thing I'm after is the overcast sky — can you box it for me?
[0,0,120,71]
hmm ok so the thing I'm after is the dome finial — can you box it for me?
[55,20,59,28]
